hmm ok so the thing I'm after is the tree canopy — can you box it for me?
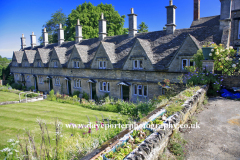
[138,22,148,33]
[0,56,11,80]
[39,9,67,44]
[65,2,128,40]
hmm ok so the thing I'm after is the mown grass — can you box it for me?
[0,91,25,102]
[0,100,126,158]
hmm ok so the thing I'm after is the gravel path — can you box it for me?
[183,97,240,160]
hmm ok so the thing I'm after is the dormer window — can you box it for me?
[54,62,58,68]
[133,60,143,70]
[99,61,106,69]
[24,62,28,67]
[73,61,80,68]
[38,61,41,67]
[182,59,195,70]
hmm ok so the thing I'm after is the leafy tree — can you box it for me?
[39,9,67,44]
[0,55,11,82]
[65,2,128,40]
[138,22,148,33]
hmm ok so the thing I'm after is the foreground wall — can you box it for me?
[10,67,183,101]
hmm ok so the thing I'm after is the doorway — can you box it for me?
[91,83,96,100]
[122,85,129,101]
[34,76,38,91]
[49,78,53,92]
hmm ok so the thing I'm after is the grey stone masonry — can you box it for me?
[30,32,36,49]
[128,8,138,37]
[219,0,232,30]
[21,34,26,49]
[58,23,64,45]
[43,28,48,47]
[98,13,107,41]
[75,19,83,43]
[202,60,214,73]
[194,0,200,21]
[165,2,177,35]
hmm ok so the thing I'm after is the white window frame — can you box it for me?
[26,76,30,82]
[143,85,147,97]
[133,60,143,70]
[99,82,110,92]
[238,21,240,39]
[54,61,58,68]
[39,76,43,84]
[103,82,107,91]
[73,61,80,68]
[99,82,102,91]
[15,62,18,67]
[55,77,60,86]
[182,59,188,69]
[15,74,19,81]
[99,61,103,69]
[137,85,143,96]
[74,79,81,88]
[103,61,106,69]
[25,62,28,67]
[107,82,110,92]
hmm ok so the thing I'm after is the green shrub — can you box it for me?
[47,89,56,101]
[28,86,35,91]
[166,104,183,117]
[73,91,80,97]
[82,92,89,100]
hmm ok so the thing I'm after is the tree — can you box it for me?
[138,22,148,33]
[39,9,67,44]
[0,55,11,82]
[65,2,128,40]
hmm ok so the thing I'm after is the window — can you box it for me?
[73,61,80,68]
[55,77,60,86]
[138,85,142,96]
[25,62,28,67]
[99,81,110,92]
[26,76,30,82]
[133,84,137,95]
[133,84,147,97]
[189,59,195,67]
[143,86,147,96]
[15,74,19,81]
[99,61,106,69]
[74,79,81,88]
[133,60,143,70]
[182,59,188,69]
[238,21,240,39]
[14,62,18,67]
[54,62,58,67]
[39,76,43,84]
[38,61,41,67]
[162,88,166,95]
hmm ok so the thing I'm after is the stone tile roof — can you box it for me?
[25,50,36,64]
[16,15,222,70]
[13,51,24,63]
[37,48,51,64]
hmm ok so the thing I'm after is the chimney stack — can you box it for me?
[219,0,232,30]
[128,8,138,37]
[75,19,83,43]
[43,28,48,47]
[30,32,36,49]
[98,13,107,40]
[165,0,177,34]
[58,23,64,45]
[194,0,200,21]
[21,34,26,50]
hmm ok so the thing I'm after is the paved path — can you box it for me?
[183,97,240,160]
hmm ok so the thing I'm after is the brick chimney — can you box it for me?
[21,34,26,50]
[165,0,177,34]
[128,8,138,37]
[194,0,200,21]
[75,19,83,43]
[30,32,36,49]
[43,28,48,47]
[58,23,64,45]
[98,13,107,41]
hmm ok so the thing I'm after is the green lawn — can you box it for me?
[0,91,24,102]
[0,100,125,158]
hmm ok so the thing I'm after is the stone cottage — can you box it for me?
[10,0,240,101]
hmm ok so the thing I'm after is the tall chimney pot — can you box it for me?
[58,23,64,45]
[194,0,200,21]
[21,34,26,50]
[30,32,36,49]
[43,28,48,47]
[165,1,177,34]
[128,8,138,37]
[75,19,83,43]
[98,13,107,40]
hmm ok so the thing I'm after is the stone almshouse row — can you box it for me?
[10,0,240,101]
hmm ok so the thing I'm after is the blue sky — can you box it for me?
[0,0,221,58]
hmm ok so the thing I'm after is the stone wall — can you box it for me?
[222,76,240,88]
[230,9,240,47]
[11,67,182,101]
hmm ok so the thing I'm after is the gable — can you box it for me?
[122,39,154,71]
[90,42,114,69]
[168,34,200,71]
[49,48,63,68]
[67,46,85,68]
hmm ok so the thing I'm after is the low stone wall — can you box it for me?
[222,76,240,88]
[89,85,208,160]
[124,86,207,160]
[0,101,19,105]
